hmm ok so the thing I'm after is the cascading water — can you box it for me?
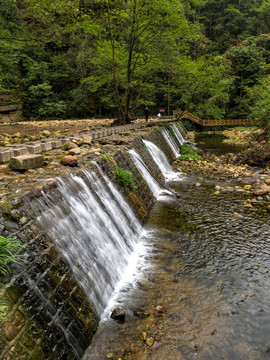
[161,127,180,157]
[37,168,142,316]
[142,139,180,180]
[171,124,185,145]
[129,149,161,198]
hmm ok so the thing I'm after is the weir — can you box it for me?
[0,122,186,359]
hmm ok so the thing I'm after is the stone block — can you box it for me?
[9,154,44,171]
[0,149,14,163]
[26,143,42,154]
[13,147,28,156]
[41,142,52,151]
[51,140,62,149]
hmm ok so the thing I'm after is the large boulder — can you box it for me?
[9,154,44,171]
[60,155,78,167]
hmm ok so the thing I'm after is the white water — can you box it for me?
[143,139,180,181]
[129,149,161,198]
[171,124,185,145]
[161,127,180,157]
[37,169,142,316]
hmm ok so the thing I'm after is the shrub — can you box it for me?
[180,144,202,161]
[115,168,137,190]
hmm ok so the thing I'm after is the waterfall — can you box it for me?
[171,124,185,145]
[161,127,180,158]
[142,139,179,180]
[129,149,161,198]
[37,168,142,316]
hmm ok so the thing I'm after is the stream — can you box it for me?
[84,135,270,360]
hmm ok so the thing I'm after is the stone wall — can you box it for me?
[0,125,186,359]
[0,94,23,123]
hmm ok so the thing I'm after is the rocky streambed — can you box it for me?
[84,131,270,360]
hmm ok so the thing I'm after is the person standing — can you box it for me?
[144,106,149,122]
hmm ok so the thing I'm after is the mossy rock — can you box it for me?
[0,202,14,214]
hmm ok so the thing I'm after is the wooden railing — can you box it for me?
[176,111,256,127]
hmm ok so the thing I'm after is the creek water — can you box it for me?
[195,132,247,155]
[84,135,270,359]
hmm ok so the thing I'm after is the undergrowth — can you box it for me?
[115,168,137,190]
[180,144,202,160]
[0,236,22,275]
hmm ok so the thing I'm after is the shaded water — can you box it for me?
[195,133,247,155]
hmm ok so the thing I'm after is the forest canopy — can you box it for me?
[0,0,270,124]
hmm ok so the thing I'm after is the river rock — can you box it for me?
[41,130,51,137]
[9,154,44,171]
[253,188,270,196]
[81,134,92,145]
[106,351,114,358]
[135,347,147,360]
[151,341,160,351]
[264,177,270,185]
[110,307,126,321]
[69,147,81,156]
[62,141,78,150]
[146,337,154,346]
[60,155,78,167]
[140,331,148,341]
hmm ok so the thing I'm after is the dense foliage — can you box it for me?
[0,0,270,126]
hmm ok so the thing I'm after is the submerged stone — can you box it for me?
[110,307,126,322]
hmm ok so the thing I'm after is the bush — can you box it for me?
[180,144,202,161]
[115,168,137,190]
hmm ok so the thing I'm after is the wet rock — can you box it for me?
[151,341,160,351]
[0,201,14,214]
[110,307,126,322]
[264,177,270,185]
[135,347,147,360]
[106,351,114,358]
[133,309,150,318]
[60,155,78,167]
[266,205,270,213]
[140,331,148,341]
[3,312,25,341]
[146,337,154,346]
[197,149,204,156]
[253,188,269,196]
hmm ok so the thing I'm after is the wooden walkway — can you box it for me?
[176,111,256,127]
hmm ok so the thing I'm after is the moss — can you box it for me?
[0,202,14,214]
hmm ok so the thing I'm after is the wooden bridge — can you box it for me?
[176,111,256,127]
